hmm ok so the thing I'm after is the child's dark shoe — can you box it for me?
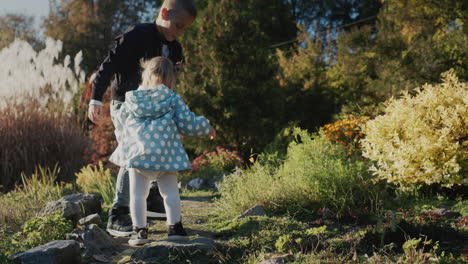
[128,227,149,246]
[167,222,189,241]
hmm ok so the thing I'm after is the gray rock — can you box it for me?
[41,193,103,225]
[78,213,102,226]
[432,207,462,219]
[187,178,204,190]
[132,237,217,262]
[258,257,285,264]
[41,200,83,225]
[238,204,266,219]
[11,240,81,264]
[67,224,123,260]
[63,193,103,216]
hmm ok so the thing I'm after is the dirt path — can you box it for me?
[109,192,219,263]
[149,192,219,240]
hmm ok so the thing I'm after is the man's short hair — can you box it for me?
[163,0,197,18]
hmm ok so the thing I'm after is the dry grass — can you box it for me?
[0,96,89,192]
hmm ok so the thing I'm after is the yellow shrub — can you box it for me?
[362,70,467,189]
[75,162,115,205]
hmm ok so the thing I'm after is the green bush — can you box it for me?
[75,162,115,206]
[362,70,467,190]
[1,211,73,258]
[216,128,381,218]
[19,211,73,249]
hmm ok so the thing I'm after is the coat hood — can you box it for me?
[124,85,174,118]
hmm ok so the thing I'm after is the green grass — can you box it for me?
[0,165,78,229]
[216,128,387,220]
[75,162,116,206]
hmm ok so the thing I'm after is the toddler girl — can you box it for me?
[109,56,215,245]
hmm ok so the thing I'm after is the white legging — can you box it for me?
[129,168,181,228]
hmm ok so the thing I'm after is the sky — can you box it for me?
[0,0,50,29]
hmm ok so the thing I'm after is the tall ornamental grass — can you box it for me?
[217,128,381,218]
[0,99,89,191]
[362,70,467,190]
[75,162,116,206]
[0,38,85,107]
[0,38,88,191]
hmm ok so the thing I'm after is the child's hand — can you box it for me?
[88,104,103,124]
[209,127,216,140]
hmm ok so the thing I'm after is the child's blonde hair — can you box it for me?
[140,57,175,88]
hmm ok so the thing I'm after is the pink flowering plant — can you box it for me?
[184,147,244,184]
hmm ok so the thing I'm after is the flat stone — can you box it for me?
[41,200,83,225]
[238,204,266,219]
[432,208,462,219]
[132,237,217,262]
[67,224,123,260]
[78,213,102,226]
[258,257,285,264]
[11,240,81,264]
[63,193,103,216]
[188,178,204,190]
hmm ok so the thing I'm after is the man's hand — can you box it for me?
[209,127,216,140]
[88,104,103,124]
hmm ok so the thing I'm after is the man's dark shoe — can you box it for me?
[167,222,189,241]
[106,207,133,237]
[128,227,149,246]
[147,183,167,220]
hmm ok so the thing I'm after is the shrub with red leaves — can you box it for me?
[191,147,243,173]
[79,77,116,166]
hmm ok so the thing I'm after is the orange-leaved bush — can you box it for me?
[322,115,370,155]
[361,70,467,189]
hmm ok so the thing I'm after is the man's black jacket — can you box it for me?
[91,23,183,102]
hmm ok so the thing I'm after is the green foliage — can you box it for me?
[216,216,308,260]
[275,225,330,254]
[0,165,77,229]
[20,165,64,202]
[178,0,297,158]
[0,211,73,258]
[362,70,467,189]
[452,200,468,217]
[216,128,383,219]
[19,212,73,250]
[276,27,336,131]
[283,0,468,117]
[75,162,116,206]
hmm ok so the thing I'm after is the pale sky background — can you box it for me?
[0,0,50,29]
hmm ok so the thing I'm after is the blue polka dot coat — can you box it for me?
[109,85,212,171]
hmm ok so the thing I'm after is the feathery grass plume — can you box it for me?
[0,37,85,109]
